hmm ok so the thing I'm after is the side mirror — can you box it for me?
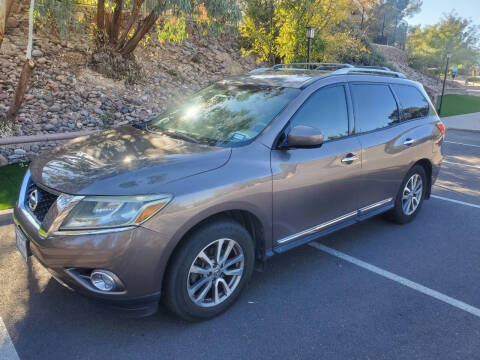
[286,125,324,148]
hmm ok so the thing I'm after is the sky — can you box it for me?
[408,0,480,28]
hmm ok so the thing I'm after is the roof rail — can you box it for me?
[353,65,391,71]
[272,63,354,71]
[332,67,406,78]
[248,63,406,79]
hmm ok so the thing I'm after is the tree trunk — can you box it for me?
[110,0,123,43]
[97,0,105,29]
[1,0,15,49]
[6,59,35,120]
[0,0,5,49]
[116,0,144,50]
[119,9,157,56]
[6,0,13,18]
[5,0,34,122]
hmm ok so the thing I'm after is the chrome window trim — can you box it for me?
[276,198,393,244]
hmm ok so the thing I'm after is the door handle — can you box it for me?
[341,153,359,164]
[403,138,415,146]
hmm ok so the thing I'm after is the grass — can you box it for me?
[0,163,28,210]
[437,94,480,118]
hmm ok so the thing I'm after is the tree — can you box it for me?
[35,0,241,57]
[367,0,422,47]
[2,0,35,122]
[407,12,480,75]
[0,0,15,48]
[239,0,277,65]
[240,0,386,66]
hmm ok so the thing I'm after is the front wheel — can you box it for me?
[163,219,255,321]
[385,165,427,224]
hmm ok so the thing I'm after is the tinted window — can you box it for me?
[351,84,400,133]
[392,85,429,120]
[148,84,300,146]
[290,85,349,141]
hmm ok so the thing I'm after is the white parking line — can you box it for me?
[309,243,480,319]
[443,160,479,169]
[0,317,19,360]
[444,141,480,148]
[431,195,480,209]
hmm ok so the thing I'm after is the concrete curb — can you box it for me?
[442,112,480,132]
[0,209,13,216]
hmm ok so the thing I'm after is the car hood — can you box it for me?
[30,126,231,195]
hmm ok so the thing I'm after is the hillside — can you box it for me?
[0,12,258,144]
[375,44,465,101]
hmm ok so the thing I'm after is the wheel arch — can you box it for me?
[159,207,268,293]
[413,158,433,199]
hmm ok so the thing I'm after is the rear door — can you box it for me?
[349,82,430,210]
[271,84,363,246]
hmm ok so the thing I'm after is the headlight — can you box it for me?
[60,195,172,230]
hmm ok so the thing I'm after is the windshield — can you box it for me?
[147,83,300,146]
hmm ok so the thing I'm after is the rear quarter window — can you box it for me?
[392,84,429,121]
[350,84,400,133]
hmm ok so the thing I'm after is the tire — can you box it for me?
[385,165,427,224]
[163,218,255,321]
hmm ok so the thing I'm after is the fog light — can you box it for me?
[90,270,116,291]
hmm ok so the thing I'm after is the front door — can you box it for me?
[271,85,363,246]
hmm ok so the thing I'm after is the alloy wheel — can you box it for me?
[402,173,423,216]
[187,238,244,307]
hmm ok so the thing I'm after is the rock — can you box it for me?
[37,57,48,64]
[14,149,27,156]
[0,154,7,166]
[50,104,62,112]
[6,18,20,29]
[43,124,56,131]
[32,49,44,58]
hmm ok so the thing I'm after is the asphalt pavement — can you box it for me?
[0,129,479,360]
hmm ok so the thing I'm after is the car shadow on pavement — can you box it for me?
[8,237,328,359]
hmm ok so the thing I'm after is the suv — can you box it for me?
[14,63,444,320]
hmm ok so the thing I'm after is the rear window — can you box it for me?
[392,85,429,121]
[351,84,400,133]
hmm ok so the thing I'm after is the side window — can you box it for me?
[290,85,349,141]
[392,84,429,121]
[351,84,400,133]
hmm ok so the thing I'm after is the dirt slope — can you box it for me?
[375,44,465,101]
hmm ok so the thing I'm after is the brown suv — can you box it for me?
[14,63,444,320]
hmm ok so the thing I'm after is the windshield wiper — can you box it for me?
[163,129,202,144]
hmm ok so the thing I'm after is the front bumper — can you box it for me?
[14,205,165,316]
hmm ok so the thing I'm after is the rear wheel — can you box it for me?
[385,165,427,224]
[163,219,255,321]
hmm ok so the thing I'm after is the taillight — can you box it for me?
[436,122,445,136]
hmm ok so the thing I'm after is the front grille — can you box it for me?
[25,182,59,223]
